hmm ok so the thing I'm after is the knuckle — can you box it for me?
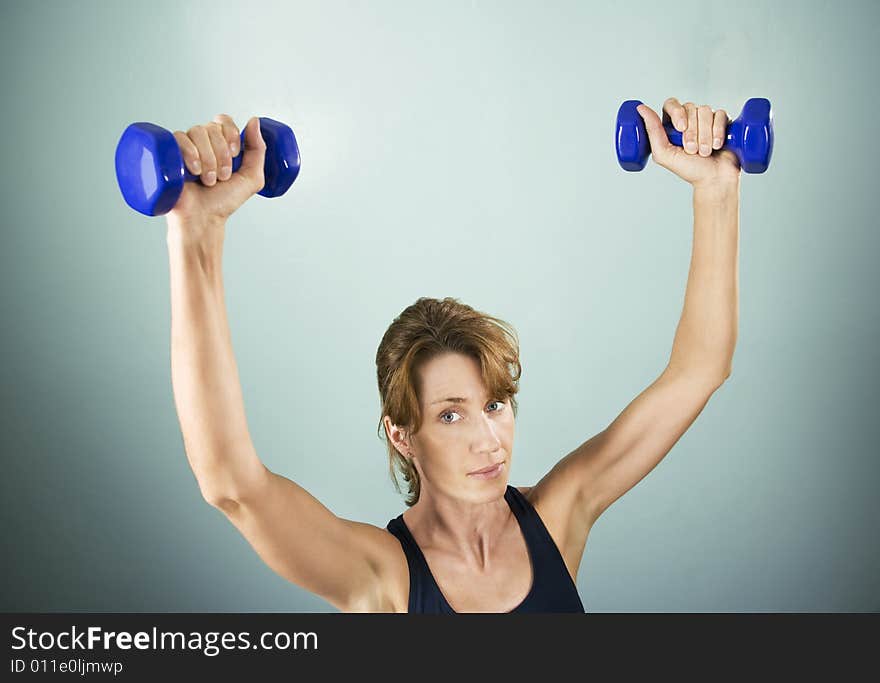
[208,134,231,163]
[216,114,237,133]
[173,132,192,150]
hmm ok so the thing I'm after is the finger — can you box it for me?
[662,97,687,132]
[712,109,729,149]
[635,104,674,168]
[173,131,202,175]
[205,122,233,181]
[683,102,698,153]
[213,113,241,157]
[239,117,267,192]
[697,105,713,157]
[186,125,217,185]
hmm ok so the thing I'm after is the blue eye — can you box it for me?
[440,400,505,424]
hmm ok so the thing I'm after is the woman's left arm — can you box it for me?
[547,180,740,525]
[668,179,740,380]
[538,99,743,525]
[638,97,743,380]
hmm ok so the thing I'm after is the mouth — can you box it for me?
[468,461,504,476]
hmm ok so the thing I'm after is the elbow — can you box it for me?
[197,461,269,512]
[202,489,242,514]
[711,358,733,384]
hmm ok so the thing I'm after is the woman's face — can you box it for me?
[387,352,515,502]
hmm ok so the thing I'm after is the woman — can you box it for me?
[166,97,740,612]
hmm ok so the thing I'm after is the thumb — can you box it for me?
[240,116,267,187]
[636,104,674,167]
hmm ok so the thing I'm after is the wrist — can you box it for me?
[166,215,226,252]
[692,176,740,203]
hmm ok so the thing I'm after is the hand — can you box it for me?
[636,98,741,190]
[166,114,267,226]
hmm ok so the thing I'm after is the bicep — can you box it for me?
[214,466,392,612]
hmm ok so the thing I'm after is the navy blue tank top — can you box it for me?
[386,484,585,613]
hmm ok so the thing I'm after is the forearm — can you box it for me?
[166,218,262,504]
[666,180,740,381]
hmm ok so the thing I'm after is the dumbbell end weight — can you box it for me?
[115,117,301,216]
[615,97,773,174]
[737,97,774,174]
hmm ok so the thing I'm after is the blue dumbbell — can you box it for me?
[115,117,301,216]
[615,98,774,174]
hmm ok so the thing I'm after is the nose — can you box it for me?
[474,413,503,453]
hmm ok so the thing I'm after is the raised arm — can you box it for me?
[666,181,739,379]
[166,214,263,505]
[166,190,395,611]
[543,178,741,530]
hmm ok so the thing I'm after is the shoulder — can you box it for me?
[340,520,410,612]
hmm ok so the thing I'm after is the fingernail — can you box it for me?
[686,141,697,153]
[205,171,216,185]
[714,138,722,149]
[231,141,239,156]
[700,144,710,156]
[193,161,202,174]
[219,166,231,180]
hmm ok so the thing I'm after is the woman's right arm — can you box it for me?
[166,216,260,505]
[166,218,401,612]
[164,118,402,610]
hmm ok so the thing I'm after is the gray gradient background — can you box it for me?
[1,0,877,613]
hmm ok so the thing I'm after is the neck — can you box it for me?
[405,484,512,571]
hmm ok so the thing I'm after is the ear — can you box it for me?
[384,415,412,456]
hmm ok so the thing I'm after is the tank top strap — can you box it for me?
[504,484,550,549]
[504,485,586,613]
[386,515,453,613]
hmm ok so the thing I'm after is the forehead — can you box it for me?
[419,353,487,402]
